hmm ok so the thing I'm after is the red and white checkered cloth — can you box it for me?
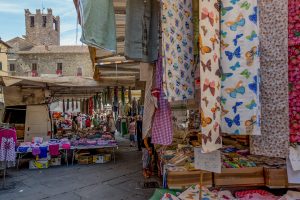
[151,57,173,145]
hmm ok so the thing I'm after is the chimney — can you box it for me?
[36,9,41,14]
[25,9,31,15]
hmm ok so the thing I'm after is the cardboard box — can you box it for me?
[50,156,61,166]
[78,155,92,165]
[264,168,300,188]
[167,170,213,189]
[214,167,264,187]
[29,160,49,169]
[93,154,111,164]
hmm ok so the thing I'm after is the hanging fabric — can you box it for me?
[161,0,195,102]
[220,0,261,135]
[78,0,116,52]
[86,98,89,115]
[128,87,132,104]
[72,98,74,111]
[107,87,112,105]
[152,57,173,145]
[66,99,70,111]
[80,99,84,113]
[113,86,118,113]
[142,65,156,138]
[250,0,289,158]
[124,0,159,62]
[89,97,93,115]
[62,99,65,113]
[199,0,222,152]
[193,0,199,57]
[121,86,125,106]
[75,99,78,110]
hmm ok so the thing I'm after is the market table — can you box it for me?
[70,144,118,165]
[16,144,118,168]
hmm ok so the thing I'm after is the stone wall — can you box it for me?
[13,52,93,77]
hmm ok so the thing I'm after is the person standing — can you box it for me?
[128,118,136,147]
[136,115,143,151]
[108,114,116,137]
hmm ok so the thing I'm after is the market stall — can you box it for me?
[73,0,300,198]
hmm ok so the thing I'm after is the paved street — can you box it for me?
[0,137,156,200]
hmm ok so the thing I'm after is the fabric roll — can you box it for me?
[220,0,261,135]
[79,0,116,51]
[161,0,195,102]
[152,58,173,145]
[250,0,289,158]
[199,0,222,152]
[142,65,156,138]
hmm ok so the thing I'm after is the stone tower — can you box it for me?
[24,8,60,45]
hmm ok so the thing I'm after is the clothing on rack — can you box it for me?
[0,128,16,168]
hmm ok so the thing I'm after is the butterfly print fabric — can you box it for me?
[161,0,195,102]
[199,0,222,152]
[220,0,261,135]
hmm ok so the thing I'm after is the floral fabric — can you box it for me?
[220,0,261,135]
[199,0,222,152]
[161,0,195,102]
[250,0,289,158]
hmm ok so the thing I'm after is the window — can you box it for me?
[53,19,58,31]
[9,64,15,72]
[56,63,62,75]
[0,62,2,71]
[32,63,37,71]
[42,16,47,27]
[57,63,62,71]
[77,67,82,76]
[30,16,34,27]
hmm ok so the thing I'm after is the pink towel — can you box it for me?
[49,144,60,156]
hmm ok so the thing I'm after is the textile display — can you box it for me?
[193,0,199,56]
[288,0,300,142]
[142,65,155,138]
[161,0,195,102]
[152,58,173,145]
[0,128,16,168]
[125,0,159,62]
[250,0,289,158]
[199,0,222,152]
[220,0,261,135]
[177,185,218,200]
[78,0,116,51]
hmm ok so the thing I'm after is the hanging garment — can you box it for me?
[0,129,16,168]
[125,0,159,62]
[63,99,65,113]
[107,87,112,105]
[220,0,261,135]
[113,86,118,113]
[143,65,156,138]
[80,99,84,113]
[128,87,132,104]
[75,99,78,110]
[66,99,70,111]
[199,0,222,152]
[161,0,195,102]
[49,144,60,156]
[152,58,173,145]
[78,0,116,51]
[250,0,289,158]
[72,98,74,111]
[39,146,48,159]
[89,97,93,115]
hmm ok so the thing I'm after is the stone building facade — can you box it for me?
[6,9,93,77]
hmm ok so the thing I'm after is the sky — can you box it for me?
[0,0,81,45]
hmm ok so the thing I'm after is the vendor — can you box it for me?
[142,136,154,178]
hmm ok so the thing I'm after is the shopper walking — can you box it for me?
[136,115,143,151]
[129,118,136,147]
